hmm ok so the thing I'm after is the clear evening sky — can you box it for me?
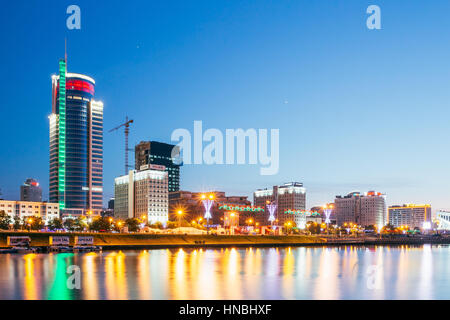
[1,1,449,213]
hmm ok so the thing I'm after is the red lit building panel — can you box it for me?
[56,79,95,95]
[66,79,95,95]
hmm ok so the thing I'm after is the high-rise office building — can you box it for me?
[334,191,386,227]
[254,182,306,225]
[388,204,431,229]
[135,141,181,192]
[49,59,104,216]
[114,165,169,225]
[20,178,42,202]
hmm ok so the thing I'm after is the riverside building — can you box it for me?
[114,165,169,225]
[388,204,431,229]
[0,200,59,223]
[253,182,306,226]
[334,191,386,227]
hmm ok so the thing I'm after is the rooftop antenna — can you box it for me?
[65,38,68,65]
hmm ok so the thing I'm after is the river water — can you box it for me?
[0,245,448,300]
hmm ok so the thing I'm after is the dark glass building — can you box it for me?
[135,141,181,192]
[49,59,103,215]
[20,178,42,202]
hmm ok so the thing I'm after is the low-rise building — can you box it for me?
[0,200,59,223]
[169,190,250,225]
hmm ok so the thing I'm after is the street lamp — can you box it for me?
[177,210,184,230]
[285,221,292,235]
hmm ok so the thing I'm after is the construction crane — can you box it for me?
[109,116,134,175]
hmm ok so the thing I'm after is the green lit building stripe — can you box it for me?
[58,60,66,209]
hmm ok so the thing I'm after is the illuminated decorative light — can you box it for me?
[66,73,96,84]
[218,204,265,212]
[284,210,321,217]
[58,59,66,209]
[267,203,277,223]
[422,222,431,230]
[202,199,214,220]
[324,208,332,224]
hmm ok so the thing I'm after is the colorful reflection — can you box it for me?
[0,245,447,300]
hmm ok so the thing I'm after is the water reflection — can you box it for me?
[0,245,448,300]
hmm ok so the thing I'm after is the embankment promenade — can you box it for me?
[1,231,449,250]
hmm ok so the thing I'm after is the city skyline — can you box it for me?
[1,1,450,213]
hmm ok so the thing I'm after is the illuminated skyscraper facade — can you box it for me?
[49,59,103,215]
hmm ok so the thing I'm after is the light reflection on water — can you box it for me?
[0,245,449,300]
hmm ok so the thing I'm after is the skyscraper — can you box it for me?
[49,59,104,216]
[135,141,182,192]
[20,178,42,202]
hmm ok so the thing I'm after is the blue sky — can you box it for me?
[1,1,450,212]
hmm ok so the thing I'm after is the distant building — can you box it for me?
[108,198,114,210]
[169,190,250,224]
[0,200,59,223]
[101,208,114,218]
[20,178,42,202]
[436,211,450,230]
[135,141,182,192]
[254,182,306,226]
[334,191,386,227]
[114,165,169,225]
[388,204,431,229]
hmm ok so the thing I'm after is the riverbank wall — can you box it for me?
[1,232,449,250]
[0,232,326,249]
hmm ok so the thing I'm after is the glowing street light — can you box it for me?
[177,210,184,230]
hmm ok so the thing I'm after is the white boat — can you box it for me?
[48,246,74,253]
[73,245,102,253]
[12,247,38,254]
